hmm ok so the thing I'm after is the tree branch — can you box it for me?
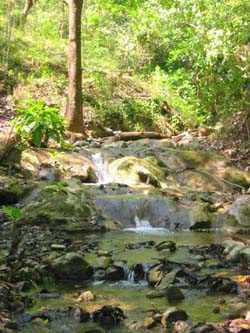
[23,0,35,18]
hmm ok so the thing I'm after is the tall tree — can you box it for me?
[63,0,84,133]
[23,0,84,133]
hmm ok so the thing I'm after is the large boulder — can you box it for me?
[0,173,34,204]
[108,156,168,187]
[21,148,97,182]
[189,204,215,230]
[18,180,117,232]
[222,240,247,263]
[49,252,93,280]
[94,193,191,229]
[239,248,250,268]
[228,196,250,226]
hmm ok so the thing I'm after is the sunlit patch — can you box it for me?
[233,275,250,288]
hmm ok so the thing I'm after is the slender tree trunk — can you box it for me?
[64,0,84,133]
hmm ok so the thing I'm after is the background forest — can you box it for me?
[0,0,249,134]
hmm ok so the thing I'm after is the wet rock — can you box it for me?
[161,307,188,327]
[156,269,180,290]
[225,301,249,319]
[155,241,176,252]
[93,306,125,329]
[51,244,66,251]
[106,265,125,281]
[207,276,237,294]
[19,180,115,232]
[34,290,61,300]
[93,269,106,281]
[21,148,98,183]
[222,240,247,263]
[189,204,214,230]
[229,196,250,227]
[49,252,93,280]
[240,248,250,268]
[0,174,33,205]
[190,323,219,333]
[109,156,166,187]
[146,290,165,299]
[76,290,95,303]
[173,320,189,332]
[97,250,112,257]
[141,317,157,329]
[94,256,112,270]
[73,308,90,322]
[147,264,164,286]
[165,285,185,302]
[130,263,146,281]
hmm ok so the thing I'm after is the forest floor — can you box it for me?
[0,96,249,171]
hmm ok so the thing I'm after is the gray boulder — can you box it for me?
[50,252,93,280]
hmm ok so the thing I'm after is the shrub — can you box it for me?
[13,99,66,147]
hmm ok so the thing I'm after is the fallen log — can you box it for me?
[104,131,167,143]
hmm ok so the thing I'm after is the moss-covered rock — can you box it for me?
[0,172,34,204]
[109,156,168,187]
[49,252,93,280]
[18,180,117,232]
[229,196,250,226]
[21,148,97,182]
[189,204,215,230]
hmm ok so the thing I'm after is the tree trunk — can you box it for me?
[64,0,84,133]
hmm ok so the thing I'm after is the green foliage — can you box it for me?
[1,0,249,132]
[13,99,66,147]
[2,205,21,222]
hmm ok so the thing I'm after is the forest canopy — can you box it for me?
[0,0,249,133]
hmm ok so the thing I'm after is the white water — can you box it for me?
[124,215,168,233]
[91,152,112,184]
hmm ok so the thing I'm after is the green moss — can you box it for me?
[224,167,250,188]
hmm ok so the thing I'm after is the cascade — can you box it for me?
[91,152,112,184]
[135,215,152,228]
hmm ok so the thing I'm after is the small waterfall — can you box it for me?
[91,152,112,184]
[124,215,168,233]
[135,215,152,228]
[127,269,135,283]
[123,264,149,285]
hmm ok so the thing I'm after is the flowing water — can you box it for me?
[16,145,248,333]
[91,152,112,184]
[19,229,235,333]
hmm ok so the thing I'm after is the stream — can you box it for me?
[1,138,250,333]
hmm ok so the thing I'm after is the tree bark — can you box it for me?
[64,0,84,133]
[23,0,35,18]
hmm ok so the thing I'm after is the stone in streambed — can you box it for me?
[51,244,66,251]
[141,317,157,329]
[94,256,112,270]
[94,268,106,281]
[155,241,176,252]
[189,204,214,230]
[240,248,250,268]
[190,323,219,333]
[147,264,164,286]
[229,196,250,226]
[161,307,188,327]
[49,252,93,280]
[224,300,249,319]
[74,308,90,323]
[156,269,180,290]
[165,285,185,302]
[106,263,125,281]
[146,290,165,299]
[76,290,95,303]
